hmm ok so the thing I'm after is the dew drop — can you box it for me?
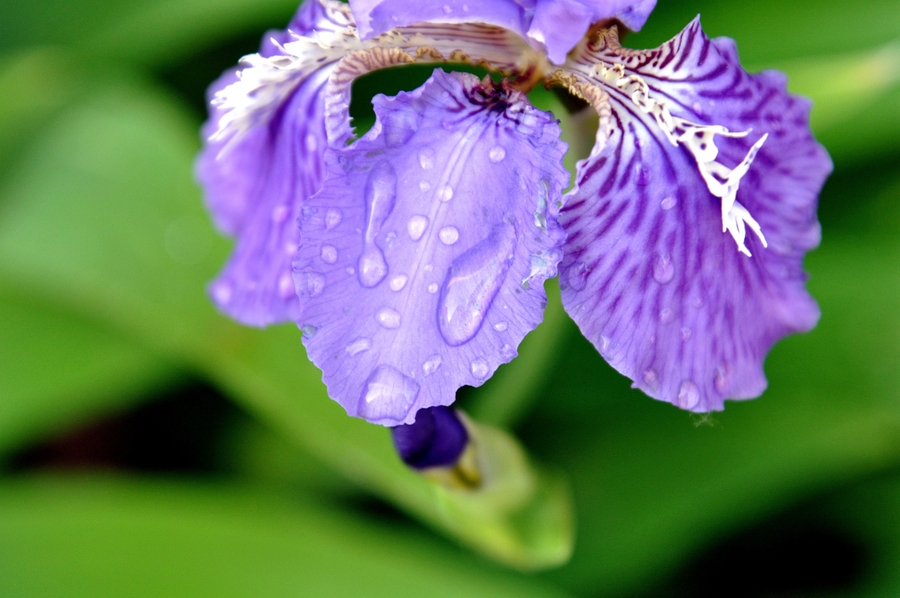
[271,205,289,223]
[681,326,692,341]
[300,325,317,339]
[407,215,429,241]
[424,264,434,272]
[320,244,338,264]
[385,230,398,248]
[375,307,401,329]
[677,380,701,410]
[470,357,489,379]
[419,180,431,192]
[363,161,398,243]
[278,273,295,298]
[212,282,232,305]
[439,226,459,245]
[285,242,298,257]
[489,146,506,163]
[422,355,443,376]
[438,222,516,346]
[297,271,325,297]
[714,366,731,394]
[660,196,676,211]
[534,179,550,231]
[357,245,388,287]
[305,133,318,152]
[643,368,659,389]
[358,365,419,423]
[500,344,514,358]
[419,148,435,170]
[437,185,454,202]
[493,321,508,332]
[652,253,675,284]
[390,274,408,291]
[659,307,675,324]
[443,4,452,14]
[635,164,651,186]
[427,283,439,294]
[599,335,613,355]
[345,337,372,356]
[324,208,343,231]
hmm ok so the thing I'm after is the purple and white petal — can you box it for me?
[557,20,831,411]
[349,0,656,65]
[197,0,354,325]
[294,70,568,425]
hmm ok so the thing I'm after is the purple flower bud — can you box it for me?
[391,406,469,469]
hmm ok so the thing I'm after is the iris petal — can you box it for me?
[294,70,568,425]
[557,20,831,411]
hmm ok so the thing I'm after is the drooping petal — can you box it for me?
[392,406,469,469]
[196,0,355,325]
[348,0,656,64]
[294,70,568,426]
[556,20,831,411]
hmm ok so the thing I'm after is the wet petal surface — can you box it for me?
[196,0,353,325]
[557,21,831,411]
[295,70,568,425]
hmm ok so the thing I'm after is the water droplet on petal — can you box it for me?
[660,196,676,210]
[376,307,401,329]
[345,337,372,356]
[439,226,459,245]
[677,380,700,410]
[297,271,325,297]
[422,355,443,376]
[213,282,232,305]
[470,358,489,379]
[407,215,429,241]
[635,164,651,186]
[437,185,454,202]
[419,148,435,170]
[659,307,675,324]
[643,368,659,389]
[278,273,295,298]
[714,365,731,394]
[419,180,431,192]
[300,325,317,339]
[493,321,508,332]
[320,245,337,264]
[438,223,516,346]
[271,205,289,223]
[500,344,514,358]
[324,208,343,231]
[358,365,419,423]
[652,253,675,284]
[358,245,388,287]
[390,274,408,291]
[599,335,613,355]
[427,283,438,294]
[443,4,452,14]
[363,162,398,244]
[681,326,692,341]
[534,179,549,231]
[489,146,506,162]
[285,242,298,257]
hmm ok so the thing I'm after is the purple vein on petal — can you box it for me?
[294,69,569,426]
[556,20,831,411]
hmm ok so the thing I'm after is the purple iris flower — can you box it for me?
[197,0,831,429]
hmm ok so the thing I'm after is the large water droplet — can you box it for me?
[345,337,372,356]
[390,274,408,291]
[660,196,676,211]
[358,365,419,423]
[489,146,506,163]
[320,245,337,264]
[652,253,675,284]
[438,222,517,346]
[324,208,343,230]
[358,245,387,287]
[677,380,700,410]
[470,358,489,379]
[437,185,454,202]
[419,148,435,170]
[376,307,401,329]
[567,261,589,291]
[296,270,325,297]
[407,215,429,241]
[364,161,397,243]
[439,226,459,245]
[427,283,439,294]
[422,355,443,376]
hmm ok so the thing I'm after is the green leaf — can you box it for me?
[0,74,573,569]
[0,475,573,598]
[0,289,177,456]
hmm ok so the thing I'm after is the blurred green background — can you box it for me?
[0,0,898,596]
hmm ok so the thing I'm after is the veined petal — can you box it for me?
[349,0,656,65]
[294,70,568,426]
[196,0,353,325]
[556,20,831,411]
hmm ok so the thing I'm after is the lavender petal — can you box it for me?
[295,70,568,425]
[558,20,831,411]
